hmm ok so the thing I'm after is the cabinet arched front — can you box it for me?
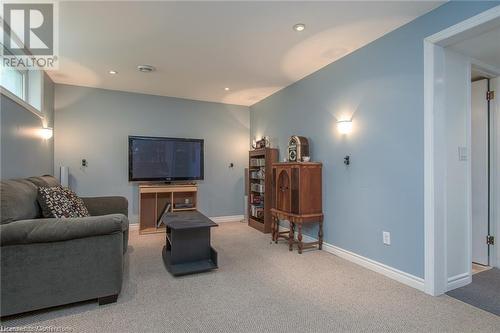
[276,168,291,213]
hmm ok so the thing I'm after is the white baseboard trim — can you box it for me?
[278,225,425,292]
[129,215,139,225]
[447,272,471,291]
[324,243,425,292]
[210,215,244,223]
[129,223,139,230]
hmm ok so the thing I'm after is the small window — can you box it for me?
[0,64,42,112]
[0,66,26,100]
[0,45,43,113]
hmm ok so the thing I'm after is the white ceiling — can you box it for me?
[50,1,443,106]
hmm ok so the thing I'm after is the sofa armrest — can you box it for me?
[0,214,125,246]
[82,196,128,217]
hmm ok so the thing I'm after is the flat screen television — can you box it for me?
[128,136,204,182]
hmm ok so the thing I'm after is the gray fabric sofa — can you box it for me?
[0,175,129,317]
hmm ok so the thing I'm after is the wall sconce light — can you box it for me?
[39,127,53,140]
[337,120,352,134]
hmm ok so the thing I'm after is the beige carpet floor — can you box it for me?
[2,222,499,332]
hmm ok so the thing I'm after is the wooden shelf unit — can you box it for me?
[247,148,279,233]
[139,184,197,234]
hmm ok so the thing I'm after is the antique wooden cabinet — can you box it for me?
[271,162,323,253]
[273,162,322,215]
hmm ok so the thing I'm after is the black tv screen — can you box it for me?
[128,136,204,181]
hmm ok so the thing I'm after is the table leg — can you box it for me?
[297,223,303,254]
[318,221,323,250]
[288,222,295,251]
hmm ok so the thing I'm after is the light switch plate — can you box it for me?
[458,146,467,161]
[383,231,391,245]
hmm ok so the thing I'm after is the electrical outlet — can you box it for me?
[81,159,88,167]
[383,231,391,245]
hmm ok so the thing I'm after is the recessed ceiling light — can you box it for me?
[109,70,118,75]
[293,23,305,32]
[224,87,230,91]
[137,65,155,73]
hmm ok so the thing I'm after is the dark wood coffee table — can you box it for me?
[162,211,218,276]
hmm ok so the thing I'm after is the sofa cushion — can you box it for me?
[27,175,60,188]
[0,179,41,224]
[0,214,125,246]
[38,187,90,218]
[82,196,128,218]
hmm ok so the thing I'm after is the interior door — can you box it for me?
[471,79,489,265]
[492,77,499,269]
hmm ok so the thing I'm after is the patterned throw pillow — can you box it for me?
[38,186,90,218]
[62,187,90,217]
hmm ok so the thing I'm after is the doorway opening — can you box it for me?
[424,6,500,298]
[470,74,495,274]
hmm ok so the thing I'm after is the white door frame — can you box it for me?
[424,5,500,296]
[493,76,500,269]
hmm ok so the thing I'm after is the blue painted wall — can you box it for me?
[1,74,55,179]
[250,2,499,278]
[54,84,249,221]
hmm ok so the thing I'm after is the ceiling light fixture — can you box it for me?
[137,65,155,73]
[293,23,306,32]
[108,70,118,75]
[224,87,230,91]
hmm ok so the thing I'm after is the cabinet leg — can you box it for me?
[271,216,275,242]
[274,218,279,244]
[318,222,323,250]
[288,222,295,251]
[297,224,303,254]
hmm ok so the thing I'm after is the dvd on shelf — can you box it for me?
[250,158,265,167]
[250,204,264,219]
[250,169,265,180]
[250,183,265,193]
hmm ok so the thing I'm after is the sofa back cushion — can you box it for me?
[27,175,60,188]
[0,179,41,224]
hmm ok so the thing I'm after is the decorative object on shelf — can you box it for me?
[255,136,270,149]
[247,147,279,233]
[157,203,171,228]
[337,119,353,134]
[287,136,309,162]
[271,162,323,254]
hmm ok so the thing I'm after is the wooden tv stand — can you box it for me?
[139,184,197,234]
